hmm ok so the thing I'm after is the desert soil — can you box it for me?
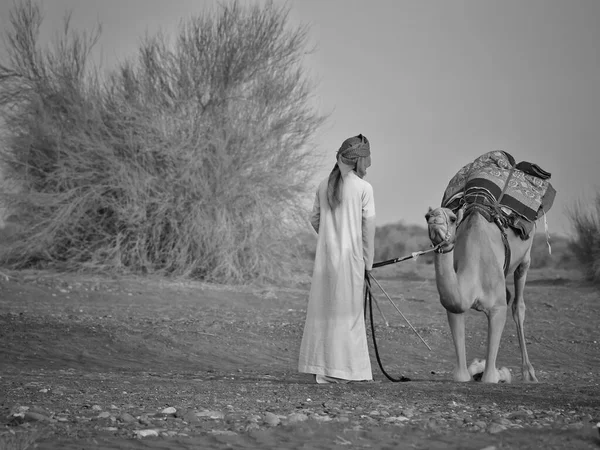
[1,263,599,449]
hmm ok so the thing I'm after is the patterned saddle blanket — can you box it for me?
[441,151,556,237]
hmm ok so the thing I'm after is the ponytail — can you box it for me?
[326,163,343,210]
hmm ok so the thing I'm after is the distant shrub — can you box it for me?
[296,217,577,274]
[529,232,575,269]
[375,222,431,263]
[567,191,600,285]
[373,221,576,270]
[0,1,324,283]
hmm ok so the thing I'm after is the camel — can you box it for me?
[425,204,538,383]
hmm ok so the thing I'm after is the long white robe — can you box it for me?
[298,164,376,381]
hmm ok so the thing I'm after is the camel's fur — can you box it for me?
[425,206,538,383]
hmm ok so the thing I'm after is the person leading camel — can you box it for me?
[298,134,376,384]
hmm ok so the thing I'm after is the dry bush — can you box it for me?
[0,428,43,450]
[374,222,432,263]
[0,1,324,283]
[529,232,575,270]
[566,191,600,285]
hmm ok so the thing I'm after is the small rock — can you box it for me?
[174,408,188,418]
[245,422,260,432]
[23,412,49,422]
[247,414,262,423]
[402,408,415,418]
[135,429,160,438]
[196,410,224,419]
[385,416,410,423]
[264,412,281,426]
[287,412,308,424]
[119,413,137,423]
[182,411,200,424]
[487,423,506,434]
[489,417,510,427]
[210,430,238,436]
[426,418,439,430]
[507,410,530,420]
[92,405,102,411]
[312,414,332,422]
[161,407,177,415]
[98,412,111,419]
[138,415,152,426]
[474,420,487,429]
[479,446,497,450]
[29,407,50,416]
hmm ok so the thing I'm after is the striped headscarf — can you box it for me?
[337,134,371,165]
[327,134,371,210]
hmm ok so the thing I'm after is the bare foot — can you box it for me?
[315,374,350,384]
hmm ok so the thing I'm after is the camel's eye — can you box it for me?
[449,215,457,223]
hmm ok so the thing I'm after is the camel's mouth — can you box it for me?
[428,223,451,246]
[426,208,457,246]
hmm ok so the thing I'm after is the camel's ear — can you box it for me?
[425,207,433,220]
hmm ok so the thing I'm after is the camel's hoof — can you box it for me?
[453,371,472,382]
[498,367,512,383]
[468,358,486,378]
[522,367,539,383]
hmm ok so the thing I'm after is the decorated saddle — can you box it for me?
[441,151,556,239]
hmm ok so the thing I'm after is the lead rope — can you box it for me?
[365,244,442,382]
[365,273,411,382]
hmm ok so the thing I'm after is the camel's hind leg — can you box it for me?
[447,311,471,382]
[512,257,538,382]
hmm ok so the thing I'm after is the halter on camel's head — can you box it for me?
[425,207,458,253]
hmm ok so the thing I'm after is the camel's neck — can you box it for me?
[433,213,487,313]
[433,252,468,313]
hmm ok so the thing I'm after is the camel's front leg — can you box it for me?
[513,259,538,382]
[481,300,508,383]
[446,311,471,382]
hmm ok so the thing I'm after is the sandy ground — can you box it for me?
[1,263,599,449]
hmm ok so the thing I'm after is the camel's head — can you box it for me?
[425,207,457,250]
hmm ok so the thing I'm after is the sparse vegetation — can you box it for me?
[296,221,573,273]
[0,0,324,283]
[567,190,600,285]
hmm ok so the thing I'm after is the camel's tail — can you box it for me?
[505,288,512,305]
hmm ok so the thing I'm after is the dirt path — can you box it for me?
[1,266,599,449]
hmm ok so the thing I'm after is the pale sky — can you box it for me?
[1,0,599,236]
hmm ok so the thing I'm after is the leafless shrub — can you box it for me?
[0,0,324,283]
[567,191,600,285]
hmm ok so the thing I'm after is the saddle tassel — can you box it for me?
[543,210,552,255]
